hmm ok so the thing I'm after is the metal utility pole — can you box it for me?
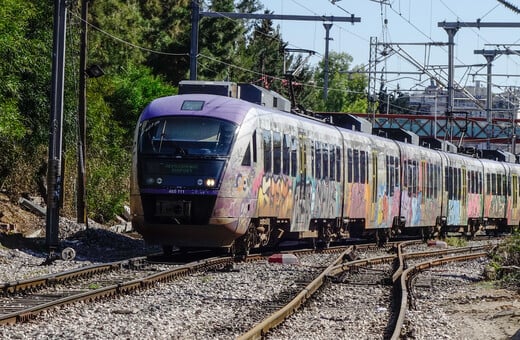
[440,26,458,117]
[189,0,200,80]
[368,37,378,117]
[474,49,520,149]
[47,0,67,253]
[484,51,494,150]
[189,6,360,87]
[323,23,333,100]
[439,21,520,145]
[77,0,88,226]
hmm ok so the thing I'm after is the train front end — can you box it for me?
[130,94,248,250]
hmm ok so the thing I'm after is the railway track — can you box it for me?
[0,245,354,328]
[0,239,502,338]
[389,241,494,339]
[239,240,495,340]
[0,254,235,325]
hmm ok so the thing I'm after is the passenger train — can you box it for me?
[130,81,519,254]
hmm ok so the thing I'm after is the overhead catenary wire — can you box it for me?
[70,1,520,120]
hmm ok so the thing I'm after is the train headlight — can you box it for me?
[197,179,204,186]
[205,178,216,187]
[156,177,163,185]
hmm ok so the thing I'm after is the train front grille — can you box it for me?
[141,194,216,225]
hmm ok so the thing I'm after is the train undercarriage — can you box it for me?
[161,215,519,257]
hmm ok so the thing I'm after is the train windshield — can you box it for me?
[139,116,237,156]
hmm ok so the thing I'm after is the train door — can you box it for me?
[501,163,511,223]
[511,172,520,226]
[292,131,311,232]
[446,162,463,226]
[369,150,379,227]
[460,166,468,224]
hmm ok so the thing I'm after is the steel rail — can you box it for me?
[237,247,355,340]
[390,251,490,340]
[0,257,149,295]
[0,255,234,325]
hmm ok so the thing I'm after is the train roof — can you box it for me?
[139,94,257,125]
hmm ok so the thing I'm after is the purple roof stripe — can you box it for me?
[139,94,255,124]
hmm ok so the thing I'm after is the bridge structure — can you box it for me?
[347,113,520,150]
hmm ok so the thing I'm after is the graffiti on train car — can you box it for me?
[467,194,482,217]
[312,179,340,217]
[345,183,367,219]
[254,170,294,218]
[485,195,506,217]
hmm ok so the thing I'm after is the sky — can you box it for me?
[258,0,520,93]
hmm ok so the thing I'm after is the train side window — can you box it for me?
[386,156,391,195]
[492,173,497,195]
[445,166,449,193]
[462,168,467,204]
[513,175,518,208]
[323,144,329,180]
[469,170,473,194]
[404,160,409,191]
[282,134,290,176]
[330,145,335,181]
[298,136,307,178]
[353,149,360,183]
[360,150,366,183]
[486,173,491,195]
[372,152,377,202]
[310,140,315,178]
[385,156,389,191]
[434,164,440,199]
[263,130,272,173]
[451,167,456,200]
[252,130,257,163]
[478,172,482,194]
[413,160,418,196]
[457,168,462,200]
[425,163,430,199]
[347,148,353,183]
[241,131,255,166]
[395,157,400,189]
[469,170,477,194]
[315,142,322,179]
[406,160,417,197]
[457,167,461,200]
[420,161,426,201]
[473,170,477,194]
[430,164,434,198]
[336,146,341,181]
[386,155,395,197]
[273,131,281,175]
[241,144,251,166]
[290,136,297,177]
[429,163,434,198]
[448,167,454,200]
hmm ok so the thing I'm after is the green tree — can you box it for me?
[309,52,367,113]
[0,0,56,196]
[197,0,245,81]
[108,65,176,143]
[138,0,192,84]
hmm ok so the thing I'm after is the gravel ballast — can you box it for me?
[0,220,519,339]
